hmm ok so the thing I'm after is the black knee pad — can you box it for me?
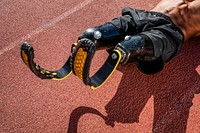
[136,57,164,75]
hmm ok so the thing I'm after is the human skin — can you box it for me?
[152,0,200,41]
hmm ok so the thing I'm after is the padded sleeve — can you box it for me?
[110,7,184,74]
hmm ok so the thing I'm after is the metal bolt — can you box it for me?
[124,36,131,40]
[112,53,118,60]
[94,31,102,39]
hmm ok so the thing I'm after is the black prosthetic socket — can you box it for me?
[115,34,155,64]
[78,23,125,50]
[136,57,164,75]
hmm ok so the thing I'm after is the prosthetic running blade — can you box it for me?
[71,39,122,90]
[20,42,73,80]
[20,41,122,89]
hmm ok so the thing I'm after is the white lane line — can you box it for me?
[0,0,94,55]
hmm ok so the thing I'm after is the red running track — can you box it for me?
[0,0,200,132]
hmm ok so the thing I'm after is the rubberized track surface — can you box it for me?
[0,0,200,132]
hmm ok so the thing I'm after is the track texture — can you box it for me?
[0,0,200,132]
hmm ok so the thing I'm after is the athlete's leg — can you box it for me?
[76,10,142,50]
[72,8,184,74]
[114,23,183,74]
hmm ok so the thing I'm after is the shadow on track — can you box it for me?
[67,38,200,133]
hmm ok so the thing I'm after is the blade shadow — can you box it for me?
[67,38,200,133]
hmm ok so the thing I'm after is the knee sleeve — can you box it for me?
[112,7,184,74]
[136,27,183,74]
[115,34,155,64]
